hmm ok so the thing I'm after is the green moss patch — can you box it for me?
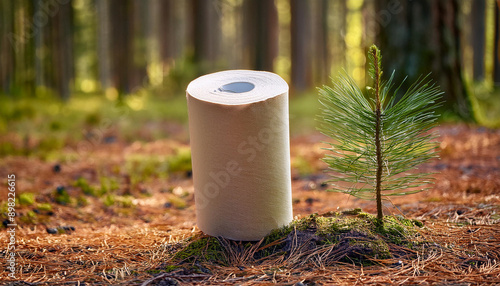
[166,147,192,174]
[18,192,36,206]
[165,210,425,270]
[37,203,53,212]
[54,187,71,205]
[172,234,226,265]
[74,177,105,197]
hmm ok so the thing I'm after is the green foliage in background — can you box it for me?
[0,93,189,158]
[318,45,442,222]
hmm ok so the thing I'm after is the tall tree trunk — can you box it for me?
[34,0,44,89]
[13,0,35,97]
[97,0,111,91]
[471,0,486,81]
[0,0,15,94]
[330,0,346,73]
[191,0,220,74]
[146,0,161,85]
[291,0,311,91]
[375,0,472,120]
[131,0,148,90]
[243,0,278,72]
[191,0,209,63]
[493,0,500,85]
[158,0,174,65]
[110,0,133,97]
[312,0,329,85]
[52,0,73,101]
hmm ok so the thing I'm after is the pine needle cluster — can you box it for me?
[318,45,442,221]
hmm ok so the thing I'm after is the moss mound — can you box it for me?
[167,210,425,270]
[172,235,226,264]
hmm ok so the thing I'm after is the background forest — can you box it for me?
[1,1,500,284]
[1,0,500,122]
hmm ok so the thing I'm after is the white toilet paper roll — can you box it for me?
[186,70,293,241]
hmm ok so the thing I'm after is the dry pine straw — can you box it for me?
[1,217,499,285]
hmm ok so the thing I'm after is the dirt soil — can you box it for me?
[0,123,499,285]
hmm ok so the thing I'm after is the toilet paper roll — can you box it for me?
[186,70,293,241]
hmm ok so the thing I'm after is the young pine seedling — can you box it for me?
[318,45,442,223]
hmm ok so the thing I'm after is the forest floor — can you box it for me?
[0,123,499,285]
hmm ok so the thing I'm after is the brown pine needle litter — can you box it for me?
[1,124,499,285]
[1,211,499,285]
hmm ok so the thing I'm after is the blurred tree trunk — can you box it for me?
[375,0,472,120]
[312,0,329,85]
[97,0,111,91]
[52,0,73,101]
[471,0,486,81]
[0,0,14,94]
[34,0,44,89]
[191,0,219,74]
[494,0,500,85]
[12,0,35,97]
[158,0,174,66]
[110,0,133,97]
[145,0,161,84]
[129,0,148,90]
[243,0,278,72]
[291,0,311,91]
[330,0,346,73]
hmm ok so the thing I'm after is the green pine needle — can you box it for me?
[318,44,442,222]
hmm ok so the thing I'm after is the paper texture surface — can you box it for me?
[186,70,293,241]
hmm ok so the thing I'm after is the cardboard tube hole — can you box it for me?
[219,82,255,93]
